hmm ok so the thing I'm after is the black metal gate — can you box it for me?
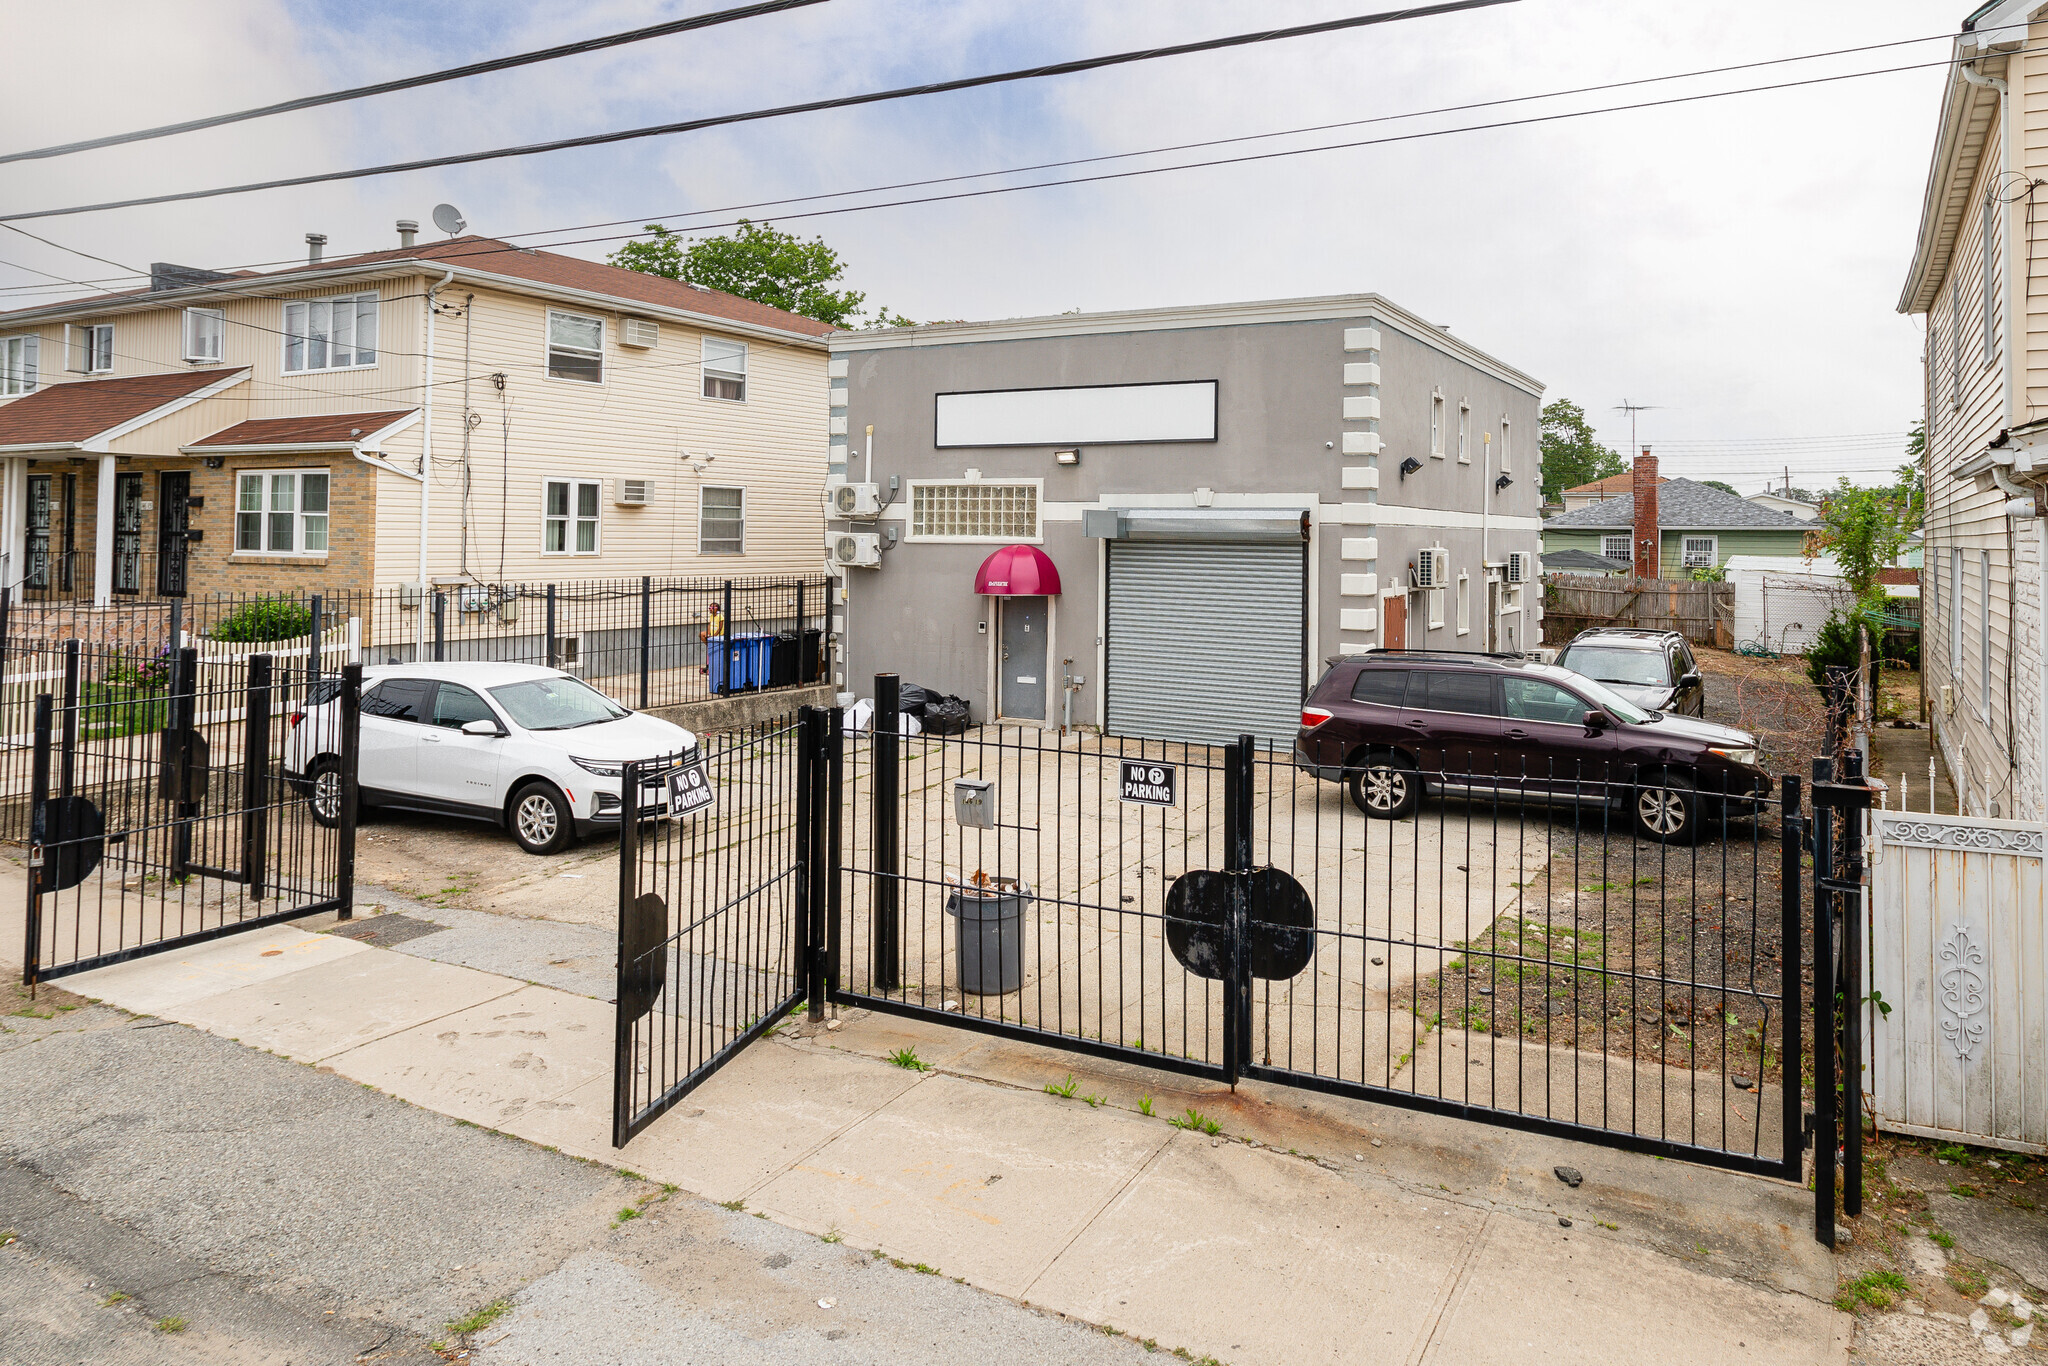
[614,681,1877,1245]
[20,643,360,983]
[612,713,815,1146]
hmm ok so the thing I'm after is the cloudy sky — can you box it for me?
[2,0,1957,492]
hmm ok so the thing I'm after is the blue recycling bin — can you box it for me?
[707,633,772,692]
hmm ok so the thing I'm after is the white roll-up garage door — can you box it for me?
[1105,540,1306,748]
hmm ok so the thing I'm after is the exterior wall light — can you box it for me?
[1399,456,1424,479]
[1054,449,1080,466]
[1495,473,1513,491]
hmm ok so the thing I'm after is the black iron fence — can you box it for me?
[612,678,1878,1240]
[20,645,360,982]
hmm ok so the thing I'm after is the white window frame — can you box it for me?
[1455,572,1471,635]
[282,291,380,373]
[544,309,604,385]
[1428,586,1446,630]
[1456,401,1471,463]
[182,307,225,363]
[1430,390,1445,457]
[66,323,113,374]
[0,333,38,395]
[1601,534,1633,563]
[1680,535,1718,569]
[698,484,746,555]
[542,478,602,555]
[1951,547,1965,675]
[903,479,1044,543]
[1499,414,1511,471]
[1980,549,1993,718]
[701,336,748,403]
[233,468,330,558]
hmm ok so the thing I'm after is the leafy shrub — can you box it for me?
[209,596,312,644]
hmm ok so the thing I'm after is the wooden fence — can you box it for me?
[1540,574,1735,647]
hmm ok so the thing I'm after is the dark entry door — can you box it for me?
[113,474,144,594]
[999,597,1047,721]
[25,475,50,589]
[1383,594,1407,650]
[156,471,191,597]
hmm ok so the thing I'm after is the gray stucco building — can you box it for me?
[825,296,1544,745]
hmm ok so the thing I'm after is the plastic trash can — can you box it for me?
[708,633,772,691]
[945,879,1031,995]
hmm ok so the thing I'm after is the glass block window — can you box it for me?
[908,482,1038,540]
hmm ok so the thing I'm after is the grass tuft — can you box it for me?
[155,1316,187,1334]
[446,1299,513,1337]
[1169,1108,1221,1136]
[1137,1095,1155,1117]
[888,1047,932,1072]
[1835,1270,1909,1313]
[1045,1073,1080,1098]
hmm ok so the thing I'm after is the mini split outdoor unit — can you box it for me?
[826,479,883,519]
[1505,550,1532,585]
[832,533,882,568]
[1413,547,1450,589]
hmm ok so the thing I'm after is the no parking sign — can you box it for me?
[667,764,716,817]
[1118,759,1177,808]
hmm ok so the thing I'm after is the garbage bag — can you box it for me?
[923,697,972,735]
[898,683,938,715]
[843,699,875,734]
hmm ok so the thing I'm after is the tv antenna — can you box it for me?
[1612,400,1661,460]
[431,203,467,237]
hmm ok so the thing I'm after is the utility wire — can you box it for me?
[0,0,1513,222]
[0,0,832,166]
[0,24,1994,290]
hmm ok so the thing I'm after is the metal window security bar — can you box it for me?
[20,646,361,983]
[613,677,1873,1244]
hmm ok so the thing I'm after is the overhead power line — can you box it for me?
[0,0,1513,223]
[0,0,832,167]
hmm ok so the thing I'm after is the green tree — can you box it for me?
[1806,476,1915,607]
[608,220,867,326]
[1701,479,1740,497]
[1538,399,1625,502]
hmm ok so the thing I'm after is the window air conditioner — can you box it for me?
[615,478,652,506]
[620,317,659,348]
[826,479,883,519]
[1505,550,1532,585]
[831,532,882,568]
[1414,548,1449,590]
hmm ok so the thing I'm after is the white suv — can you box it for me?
[287,663,698,854]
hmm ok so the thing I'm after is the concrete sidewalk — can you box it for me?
[37,910,1850,1366]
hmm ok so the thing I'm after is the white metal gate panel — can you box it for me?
[1868,811,2047,1153]
[1105,540,1304,749]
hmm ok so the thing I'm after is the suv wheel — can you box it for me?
[305,758,341,829]
[510,781,574,855]
[1632,775,1698,844]
[1349,754,1422,820]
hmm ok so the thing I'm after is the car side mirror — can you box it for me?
[1582,709,1610,731]
[1679,672,1702,690]
[461,718,502,737]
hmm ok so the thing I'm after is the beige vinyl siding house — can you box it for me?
[1897,3,2047,823]
[0,235,833,604]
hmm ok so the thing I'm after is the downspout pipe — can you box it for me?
[418,268,455,653]
[1990,461,2048,824]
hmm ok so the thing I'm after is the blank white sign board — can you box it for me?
[935,381,1217,447]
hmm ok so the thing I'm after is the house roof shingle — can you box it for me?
[189,410,415,448]
[1563,471,1663,497]
[0,237,838,341]
[0,368,245,447]
[1542,478,1815,532]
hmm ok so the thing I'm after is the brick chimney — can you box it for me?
[1631,448,1659,578]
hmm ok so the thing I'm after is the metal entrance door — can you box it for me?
[24,475,50,591]
[998,597,1047,721]
[156,471,192,597]
[22,647,362,983]
[113,473,144,594]
[613,715,813,1146]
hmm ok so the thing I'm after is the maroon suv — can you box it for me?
[1293,650,1770,843]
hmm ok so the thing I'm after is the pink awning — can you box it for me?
[974,544,1061,596]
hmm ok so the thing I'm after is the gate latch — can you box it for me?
[1163,867,1314,982]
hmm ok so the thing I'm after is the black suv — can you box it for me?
[1294,650,1768,843]
[1553,628,1705,717]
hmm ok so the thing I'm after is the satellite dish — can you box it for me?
[432,203,467,236]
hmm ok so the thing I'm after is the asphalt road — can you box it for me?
[0,1004,1157,1365]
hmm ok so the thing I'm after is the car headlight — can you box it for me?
[1707,747,1758,768]
[570,756,623,778]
